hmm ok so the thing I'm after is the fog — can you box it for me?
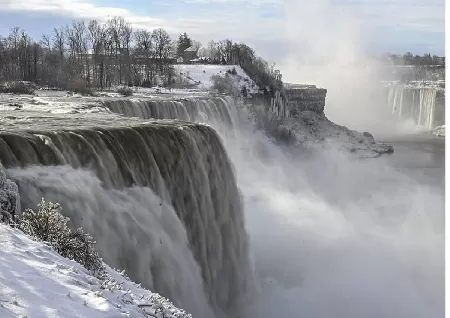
[276,0,409,137]
[218,116,444,318]
[224,1,445,317]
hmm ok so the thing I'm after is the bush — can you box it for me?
[116,87,133,97]
[241,86,248,98]
[19,199,104,274]
[210,74,240,97]
[0,81,35,95]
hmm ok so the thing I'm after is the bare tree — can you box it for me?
[0,15,284,92]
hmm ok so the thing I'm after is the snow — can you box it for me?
[174,64,259,93]
[0,93,109,114]
[432,125,445,137]
[0,224,191,318]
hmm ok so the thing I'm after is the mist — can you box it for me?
[276,0,409,137]
[223,1,444,317]
[217,115,444,318]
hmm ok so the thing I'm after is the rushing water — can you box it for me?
[0,95,444,317]
[101,96,444,317]
[0,113,252,318]
[386,86,444,130]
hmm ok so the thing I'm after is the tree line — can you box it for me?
[382,52,445,66]
[0,17,283,93]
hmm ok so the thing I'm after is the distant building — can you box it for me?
[183,46,198,63]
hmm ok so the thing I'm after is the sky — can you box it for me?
[0,0,445,65]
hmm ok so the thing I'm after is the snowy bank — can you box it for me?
[0,224,191,318]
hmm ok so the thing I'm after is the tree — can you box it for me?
[0,15,285,92]
[134,29,154,86]
[152,28,174,84]
[176,32,192,57]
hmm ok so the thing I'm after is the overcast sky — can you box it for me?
[0,0,445,64]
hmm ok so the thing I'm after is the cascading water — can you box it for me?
[0,113,253,318]
[387,86,439,130]
[103,97,238,129]
[1,93,443,318]
[103,95,444,318]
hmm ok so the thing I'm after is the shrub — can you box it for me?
[116,87,133,97]
[19,199,104,274]
[211,74,240,97]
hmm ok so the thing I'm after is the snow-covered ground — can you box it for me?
[174,64,259,93]
[0,224,191,318]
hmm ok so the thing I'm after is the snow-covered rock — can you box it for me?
[0,224,191,318]
[283,111,394,157]
[174,64,259,93]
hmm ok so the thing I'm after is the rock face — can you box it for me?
[246,84,393,157]
[283,84,327,115]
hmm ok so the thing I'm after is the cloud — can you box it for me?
[0,0,444,62]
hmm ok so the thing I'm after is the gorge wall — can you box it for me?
[249,84,327,118]
[0,109,253,318]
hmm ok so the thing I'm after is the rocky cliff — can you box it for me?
[246,85,393,157]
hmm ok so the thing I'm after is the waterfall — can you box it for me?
[387,86,439,130]
[418,89,436,129]
[0,119,254,318]
[103,96,238,128]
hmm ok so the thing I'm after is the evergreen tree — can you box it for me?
[176,32,192,57]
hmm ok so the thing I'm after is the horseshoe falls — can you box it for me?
[386,85,445,130]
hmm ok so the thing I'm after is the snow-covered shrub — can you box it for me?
[19,199,104,273]
[211,74,239,97]
[0,164,19,224]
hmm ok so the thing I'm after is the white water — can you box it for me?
[99,96,445,317]
[1,116,252,318]
[105,96,446,317]
[388,86,438,130]
[1,95,444,318]
[215,101,444,318]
